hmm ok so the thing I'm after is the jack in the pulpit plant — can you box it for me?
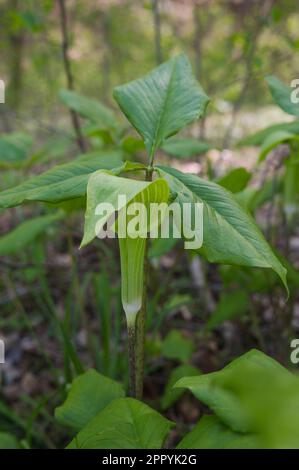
[80,54,287,398]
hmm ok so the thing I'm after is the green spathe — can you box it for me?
[81,171,169,323]
[80,171,170,247]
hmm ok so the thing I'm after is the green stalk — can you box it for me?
[127,320,136,397]
[135,167,153,399]
[119,168,155,399]
[118,163,167,398]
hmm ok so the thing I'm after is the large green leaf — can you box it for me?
[177,415,259,449]
[162,137,212,159]
[178,350,299,448]
[59,89,118,129]
[113,54,209,159]
[174,349,295,435]
[266,76,299,117]
[67,398,173,449]
[157,166,287,291]
[0,151,123,208]
[0,212,63,256]
[55,369,125,431]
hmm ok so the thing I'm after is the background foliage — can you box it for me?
[0,0,299,449]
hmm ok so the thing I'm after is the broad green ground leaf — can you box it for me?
[237,121,299,147]
[174,349,294,434]
[0,432,20,449]
[206,290,249,330]
[162,330,194,363]
[266,76,299,117]
[259,130,298,161]
[55,369,125,431]
[0,151,123,208]
[162,137,212,158]
[113,54,209,159]
[0,212,63,256]
[178,350,299,448]
[157,165,287,291]
[59,89,118,129]
[177,415,260,449]
[67,397,173,449]
[217,168,251,193]
[161,364,200,410]
[261,379,299,448]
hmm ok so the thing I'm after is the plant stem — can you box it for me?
[127,320,136,397]
[133,167,153,400]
